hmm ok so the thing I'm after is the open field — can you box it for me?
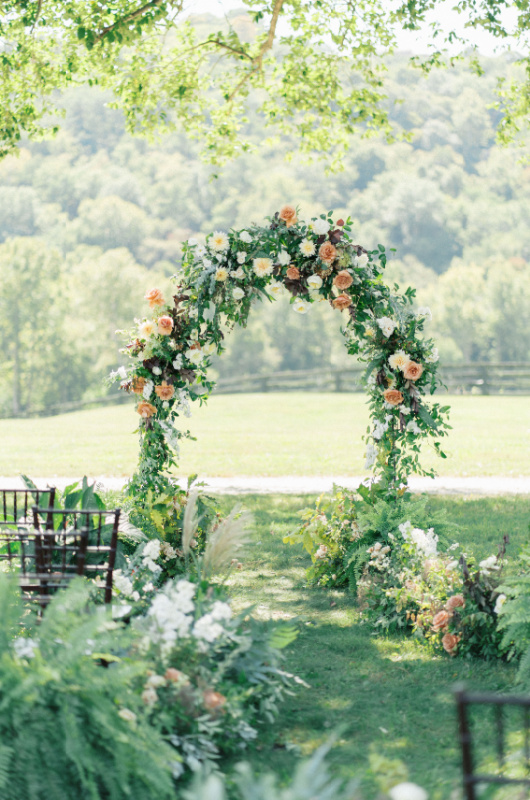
[216,493,530,798]
[2,393,530,478]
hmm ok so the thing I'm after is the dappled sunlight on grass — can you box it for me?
[219,493,522,798]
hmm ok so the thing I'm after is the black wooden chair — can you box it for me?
[0,487,56,571]
[0,487,56,529]
[455,684,530,799]
[31,506,121,605]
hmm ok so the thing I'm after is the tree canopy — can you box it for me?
[1,1,529,163]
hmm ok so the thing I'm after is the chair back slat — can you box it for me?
[455,685,530,800]
[32,506,121,605]
[0,488,56,527]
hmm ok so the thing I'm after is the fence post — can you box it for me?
[454,684,476,800]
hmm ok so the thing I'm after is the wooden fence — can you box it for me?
[214,362,530,395]
[3,363,530,418]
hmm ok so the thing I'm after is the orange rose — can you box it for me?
[333,270,353,290]
[442,632,460,655]
[286,265,300,280]
[432,610,451,632]
[132,376,146,395]
[203,690,226,712]
[332,294,352,311]
[157,316,173,336]
[319,242,337,263]
[145,288,165,307]
[165,668,188,683]
[137,401,157,419]
[403,361,424,381]
[446,594,465,612]
[155,381,175,401]
[383,388,404,405]
[279,204,297,227]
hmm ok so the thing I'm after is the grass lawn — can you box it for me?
[211,493,530,798]
[2,393,530,477]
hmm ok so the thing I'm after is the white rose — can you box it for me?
[187,238,198,246]
[310,217,330,235]
[236,251,247,264]
[233,287,245,301]
[269,281,286,298]
[425,347,439,363]
[292,298,310,314]
[185,348,205,365]
[307,274,323,290]
[354,253,369,268]
[388,783,428,800]
[277,250,290,266]
[494,594,507,614]
[215,267,229,281]
[416,306,432,321]
[377,316,397,337]
[232,267,245,279]
[239,231,252,243]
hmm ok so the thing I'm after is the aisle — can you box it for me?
[219,495,517,798]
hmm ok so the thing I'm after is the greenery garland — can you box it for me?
[113,206,450,502]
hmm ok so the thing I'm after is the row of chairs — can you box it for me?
[0,487,119,607]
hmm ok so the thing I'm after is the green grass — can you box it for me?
[213,493,530,798]
[2,393,530,477]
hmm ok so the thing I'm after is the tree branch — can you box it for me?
[226,0,285,102]
[94,0,175,42]
[30,0,43,35]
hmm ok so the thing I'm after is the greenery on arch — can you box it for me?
[113,205,450,502]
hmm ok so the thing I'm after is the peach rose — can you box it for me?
[403,361,424,381]
[165,668,188,683]
[155,381,175,401]
[286,265,300,280]
[442,632,460,655]
[279,204,297,227]
[332,294,352,311]
[432,610,451,632]
[145,288,165,307]
[132,376,146,395]
[203,690,226,712]
[157,316,173,336]
[137,401,157,419]
[333,270,353,290]
[446,594,465,612]
[383,388,404,405]
[319,242,337,263]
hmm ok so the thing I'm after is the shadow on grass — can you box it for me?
[217,493,522,799]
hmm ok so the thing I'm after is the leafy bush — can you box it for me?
[0,576,176,800]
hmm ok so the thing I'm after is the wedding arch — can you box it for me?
[115,206,450,500]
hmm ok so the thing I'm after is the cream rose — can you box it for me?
[319,242,337,263]
[307,274,323,290]
[157,316,173,336]
[144,288,164,308]
[383,388,404,405]
[403,361,424,381]
[137,401,157,419]
[332,294,352,311]
[279,204,297,227]
[333,270,353,290]
[286,265,300,280]
[155,381,175,400]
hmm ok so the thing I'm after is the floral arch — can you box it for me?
[115,206,449,502]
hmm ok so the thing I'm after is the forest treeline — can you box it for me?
[1,30,529,415]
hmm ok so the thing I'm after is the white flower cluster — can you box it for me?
[144,580,233,657]
[377,316,397,337]
[399,521,438,557]
[373,414,392,441]
[13,637,38,659]
[114,569,140,601]
[364,442,378,469]
[142,539,162,572]
[479,555,500,577]
[367,542,391,571]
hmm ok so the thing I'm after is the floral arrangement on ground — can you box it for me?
[286,487,511,661]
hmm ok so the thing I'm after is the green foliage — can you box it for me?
[0,576,176,800]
